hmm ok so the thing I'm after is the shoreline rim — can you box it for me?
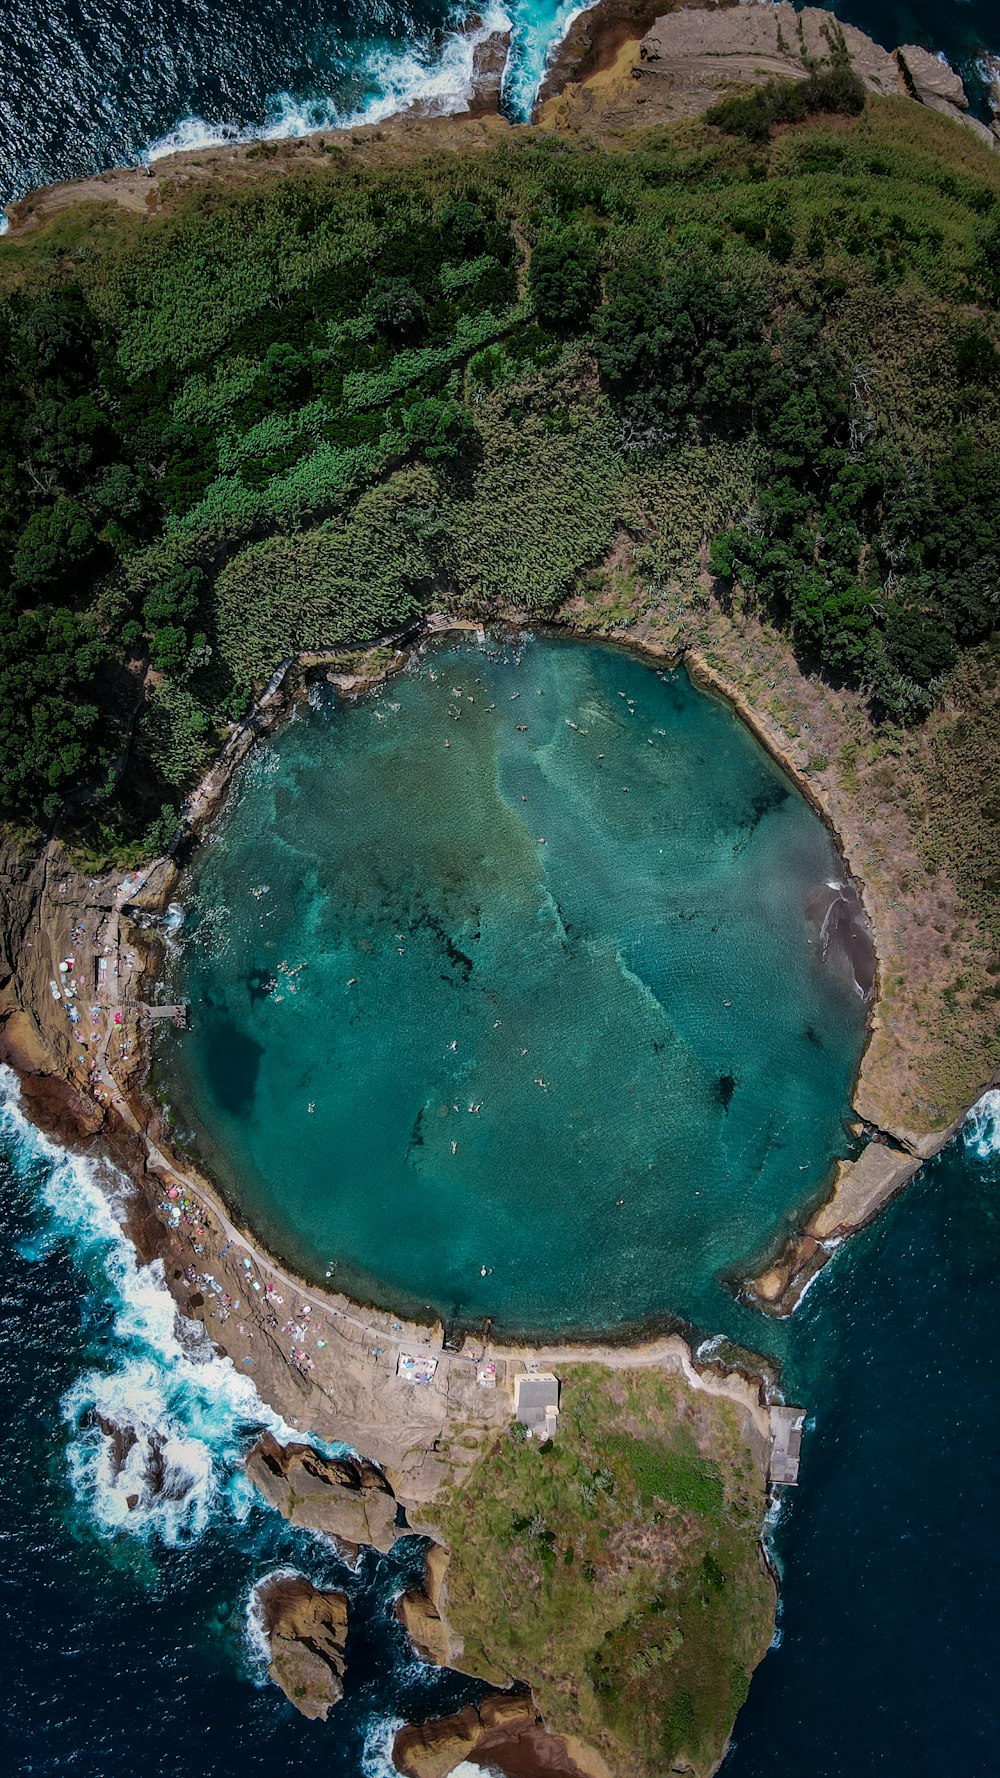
[128,614,870,1350]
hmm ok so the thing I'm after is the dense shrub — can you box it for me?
[528,230,599,333]
[706,66,867,145]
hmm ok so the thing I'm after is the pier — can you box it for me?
[120,997,189,1028]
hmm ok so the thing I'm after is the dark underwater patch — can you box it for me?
[717,1073,737,1113]
[410,908,475,980]
[204,1021,264,1116]
[748,780,790,830]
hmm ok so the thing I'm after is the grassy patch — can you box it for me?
[432,1367,773,1778]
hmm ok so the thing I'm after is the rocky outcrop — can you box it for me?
[896,43,968,114]
[748,1139,923,1315]
[467,24,513,119]
[894,44,997,147]
[541,4,996,156]
[536,0,687,113]
[395,1541,464,1667]
[637,4,901,107]
[254,1572,349,1720]
[393,1692,610,1778]
[246,1431,399,1552]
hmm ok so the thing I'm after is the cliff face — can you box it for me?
[0,836,116,1139]
[539,3,998,149]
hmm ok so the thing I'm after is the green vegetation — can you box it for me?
[432,1367,774,1778]
[0,89,998,869]
[706,65,867,146]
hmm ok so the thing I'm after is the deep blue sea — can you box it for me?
[2,1071,999,1775]
[1,0,998,209]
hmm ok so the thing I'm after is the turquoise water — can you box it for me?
[160,634,868,1335]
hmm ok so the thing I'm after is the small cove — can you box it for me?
[158,633,871,1337]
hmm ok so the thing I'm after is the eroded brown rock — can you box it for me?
[393,1692,608,1778]
[467,25,513,118]
[255,1571,349,1720]
[897,42,968,112]
[246,1431,399,1552]
[396,1542,462,1667]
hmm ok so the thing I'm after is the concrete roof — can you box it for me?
[514,1372,560,1426]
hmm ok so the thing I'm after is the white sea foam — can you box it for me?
[360,1714,407,1778]
[501,0,594,119]
[243,1565,306,1680]
[963,1088,1000,1162]
[0,1065,301,1547]
[147,5,513,164]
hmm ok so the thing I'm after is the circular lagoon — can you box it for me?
[159,634,871,1335]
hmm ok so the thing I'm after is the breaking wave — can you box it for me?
[0,1065,294,1547]
[964,1088,1000,1162]
[148,5,513,162]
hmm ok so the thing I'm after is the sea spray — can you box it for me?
[963,1087,1000,1162]
[501,0,594,118]
[147,4,514,163]
[0,1065,336,1548]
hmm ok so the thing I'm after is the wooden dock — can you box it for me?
[768,1405,806,1485]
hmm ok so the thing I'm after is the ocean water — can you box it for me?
[158,635,868,1337]
[2,1068,998,1772]
[1,0,997,209]
[0,1070,488,1777]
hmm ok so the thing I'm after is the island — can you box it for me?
[0,5,997,1773]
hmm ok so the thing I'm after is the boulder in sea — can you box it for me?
[467,24,512,118]
[246,1431,399,1553]
[254,1572,349,1721]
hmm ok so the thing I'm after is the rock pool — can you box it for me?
[158,634,870,1335]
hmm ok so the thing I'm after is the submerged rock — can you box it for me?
[254,1572,349,1721]
[246,1431,399,1552]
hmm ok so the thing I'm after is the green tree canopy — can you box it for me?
[528,230,598,334]
[10,499,100,601]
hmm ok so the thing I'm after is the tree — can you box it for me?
[149,623,191,675]
[403,398,478,465]
[142,562,206,633]
[366,278,426,343]
[528,231,598,334]
[441,200,487,258]
[28,393,111,490]
[0,595,109,820]
[10,500,99,600]
[595,260,770,437]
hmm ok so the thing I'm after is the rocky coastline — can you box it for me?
[5,0,999,239]
[0,605,992,1391]
[2,8,999,1768]
[0,619,948,1342]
